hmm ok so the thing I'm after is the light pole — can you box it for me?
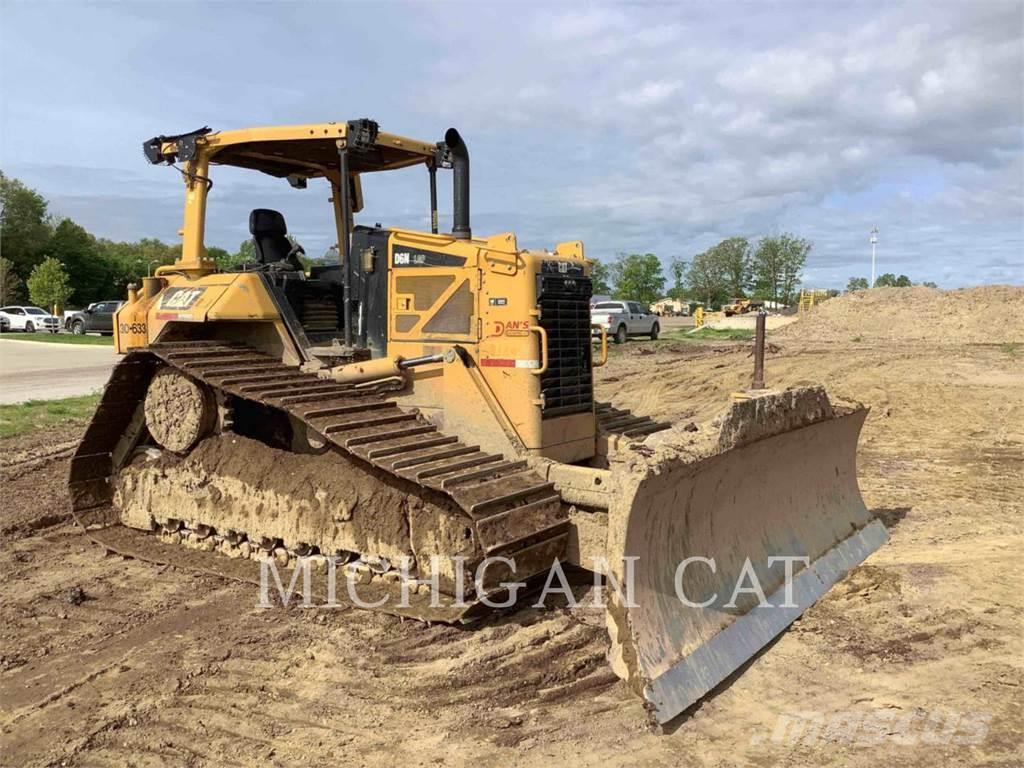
[869,227,879,287]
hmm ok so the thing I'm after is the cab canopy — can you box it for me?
[143,119,438,179]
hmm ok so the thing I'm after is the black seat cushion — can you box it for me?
[249,208,292,264]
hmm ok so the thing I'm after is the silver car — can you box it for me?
[591,300,660,343]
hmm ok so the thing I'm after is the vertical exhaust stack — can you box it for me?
[445,128,471,240]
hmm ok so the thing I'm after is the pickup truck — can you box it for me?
[65,301,123,335]
[591,300,660,344]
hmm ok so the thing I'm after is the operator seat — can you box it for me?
[249,208,303,271]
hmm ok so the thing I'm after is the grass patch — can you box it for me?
[659,327,756,342]
[0,393,102,438]
[0,333,114,346]
[1001,342,1019,359]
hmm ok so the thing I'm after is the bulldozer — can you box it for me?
[68,119,887,726]
[722,297,765,317]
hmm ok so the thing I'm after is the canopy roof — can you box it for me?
[150,121,438,179]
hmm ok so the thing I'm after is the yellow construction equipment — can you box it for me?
[722,297,765,317]
[799,288,831,315]
[69,120,886,726]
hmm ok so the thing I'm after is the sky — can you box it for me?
[2,0,1022,289]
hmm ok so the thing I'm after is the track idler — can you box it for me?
[144,367,216,452]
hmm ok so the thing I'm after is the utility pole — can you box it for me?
[870,227,879,287]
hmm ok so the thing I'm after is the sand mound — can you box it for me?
[778,285,1024,344]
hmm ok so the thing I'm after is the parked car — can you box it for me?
[591,300,660,344]
[0,315,9,333]
[65,300,124,335]
[0,306,60,333]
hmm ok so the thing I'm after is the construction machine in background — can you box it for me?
[722,297,765,316]
[68,120,887,726]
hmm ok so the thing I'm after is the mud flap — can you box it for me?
[604,388,887,725]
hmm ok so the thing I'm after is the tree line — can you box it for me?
[590,233,812,308]
[2,171,937,313]
[846,275,937,291]
[0,172,265,309]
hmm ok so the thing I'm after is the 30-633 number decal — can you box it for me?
[119,321,147,335]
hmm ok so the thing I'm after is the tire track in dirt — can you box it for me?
[3,333,1023,767]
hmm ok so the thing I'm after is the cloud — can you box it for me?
[618,81,682,108]
[718,50,836,100]
[1,0,1021,289]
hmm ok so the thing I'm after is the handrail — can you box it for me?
[529,325,549,376]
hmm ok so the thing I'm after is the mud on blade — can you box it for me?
[604,388,887,725]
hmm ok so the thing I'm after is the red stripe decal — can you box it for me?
[481,358,516,367]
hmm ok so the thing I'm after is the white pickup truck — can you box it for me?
[591,300,660,344]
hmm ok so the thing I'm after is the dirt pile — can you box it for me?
[778,285,1024,344]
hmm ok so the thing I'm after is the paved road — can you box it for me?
[0,317,694,405]
[0,339,117,404]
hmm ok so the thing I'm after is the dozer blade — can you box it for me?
[603,387,887,726]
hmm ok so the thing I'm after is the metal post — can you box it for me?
[428,164,438,235]
[870,227,878,288]
[338,145,353,347]
[752,312,766,390]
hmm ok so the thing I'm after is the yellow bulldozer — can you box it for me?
[722,297,765,316]
[69,120,886,726]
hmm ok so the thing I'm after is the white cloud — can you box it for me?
[618,81,681,108]
[540,7,624,42]
[2,0,1021,289]
[718,50,836,100]
[883,88,919,119]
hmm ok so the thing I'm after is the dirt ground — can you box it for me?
[2,288,1022,767]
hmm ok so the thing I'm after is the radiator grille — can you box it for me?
[394,314,419,333]
[395,274,455,311]
[423,279,473,335]
[537,273,593,419]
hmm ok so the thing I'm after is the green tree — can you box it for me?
[610,253,665,306]
[46,218,112,305]
[0,172,52,281]
[874,273,897,287]
[750,233,811,306]
[587,258,612,295]
[668,256,688,299]
[686,249,728,308]
[1,257,24,304]
[210,239,255,270]
[27,256,72,313]
[895,274,912,287]
[846,276,869,292]
[922,281,938,289]
[100,237,181,293]
[706,237,750,297]
[207,246,234,269]
[98,237,181,296]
